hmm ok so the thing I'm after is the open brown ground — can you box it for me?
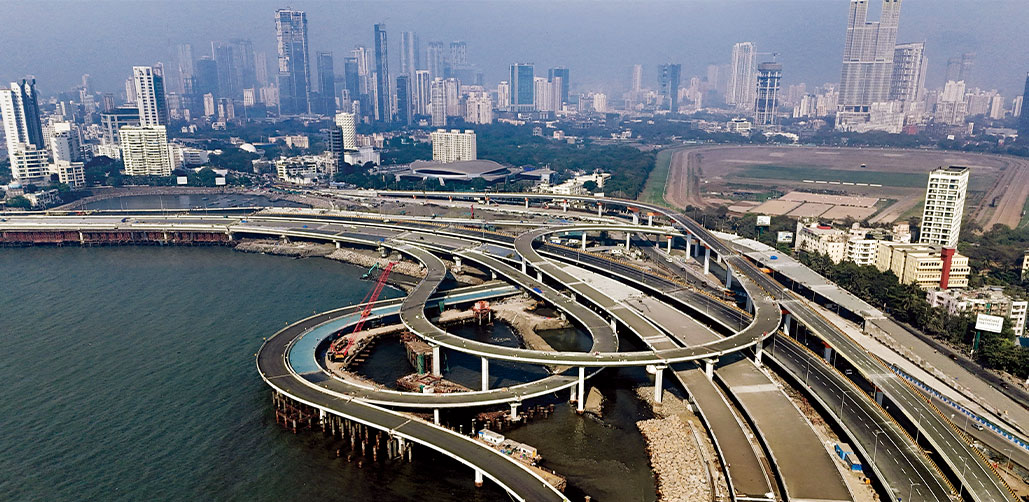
[662,145,1028,226]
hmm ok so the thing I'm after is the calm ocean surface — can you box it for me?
[0,246,654,501]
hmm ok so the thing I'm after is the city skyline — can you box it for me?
[3,1,1028,97]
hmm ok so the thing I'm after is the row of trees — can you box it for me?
[798,251,1029,378]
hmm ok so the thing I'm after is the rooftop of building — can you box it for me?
[931,165,969,175]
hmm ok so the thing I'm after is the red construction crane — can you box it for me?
[329,261,396,361]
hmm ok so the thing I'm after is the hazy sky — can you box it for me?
[3,0,1028,98]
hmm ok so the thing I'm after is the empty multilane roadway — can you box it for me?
[370,191,1018,502]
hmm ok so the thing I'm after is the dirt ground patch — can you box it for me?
[663,145,1028,226]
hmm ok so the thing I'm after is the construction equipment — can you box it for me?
[328,261,396,362]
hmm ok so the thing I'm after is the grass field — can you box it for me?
[738,165,929,188]
[639,148,675,205]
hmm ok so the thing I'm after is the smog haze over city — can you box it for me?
[3,1,1029,94]
[5,1,1029,502]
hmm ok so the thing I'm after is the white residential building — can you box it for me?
[50,122,82,162]
[120,125,172,176]
[464,92,493,125]
[334,112,357,150]
[133,66,168,126]
[51,160,85,188]
[728,42,757,110]
[275,152,338,184]
[920,166,968,248]
[9,145,50,183]
[430,78,447,127]
[430,129,476,163]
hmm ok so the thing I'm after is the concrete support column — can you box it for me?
[79,231,85,244]
[491,270,497,280]
[725,265,733,289]
[704,358,716,380]
[783,313,793,336]
[481,357,489,391]
[521,260,527,274]
[648,214,653,226]
[625,233,631,249]
[581,232,587,251]
[570,384,577,403]
[536,270,543,282]
[577,367,586,413]
[632,213,639,225]
[654,365,666,404]
[335,241,341,249]
[684,235,691,257]
[524,198,529,209]
[432,345,442,377]
[474,469,484,487]
[754,344,763,366]
[562,201,568,212]
[433,408,440,425]
[510,402,521,421]
[454,256,462,273]
[703,247,711,275]
[823,345,833,362]
[745,295,753,313]
[597,204,602,217]
[874,388,884,405]
[610,317,617,330]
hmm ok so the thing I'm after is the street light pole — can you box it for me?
[908,482,920,502]
[873,430,882,463]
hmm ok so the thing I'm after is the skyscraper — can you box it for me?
[837,0,902,128]
[193,58,219,98]
[534,77,551,112]
[1018,73,1029,143]
[754,62,782,126]
[316,51,336,115]
[413,70,431,116]
[727,42,757,109]
[426,42,446,81]
[548,67,570,105]
[174,44,194,94]
[395,74,411,125]
[945,53,975,85]
[889,42,927,104]
[211,39,255,99]
[444,78,461,117]
[510,63,535,112]
[275,9,311,115]
[430,77,447,127]
[0,79,45,155]
[658,64,681,112]
[448,41,468,71]
[373,23,392,122]
[920,166,968,248]
[400,32,420,76]
[133,66,168,127]
[497,81,510,112]
[334,112,357,150]
[342,57,361,100]
[631,64,643,93]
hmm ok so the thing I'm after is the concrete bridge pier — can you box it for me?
[610,317,617,330]
[433,409,440,425]
[536,270,543,282]
[522,260,527,274]
[724,264,733,289]
[704,358,717,380]
[581,232,587,250]
[823,344,833,363]
[597,204,602,217]
[490,270,497,280]
[481,357,489,391]
[562,201,568,212]
[474,469,484,487]
[524,197,529,209]
[625,233,630,249]
[684,235,691,257]
[783,313,793,335]
[648,214,653,226]
[570,384,577,403]
[577,367,586,413]
[666,235,672,253]
[335,241,341,249]
[632,213,639,225]
[510,402,521,421]
[454,256,463,273]
[745,295,753,313]
[754,343,764,366]
[703,247,711,275]
[432,345,442,377]
[654,365,667,403]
